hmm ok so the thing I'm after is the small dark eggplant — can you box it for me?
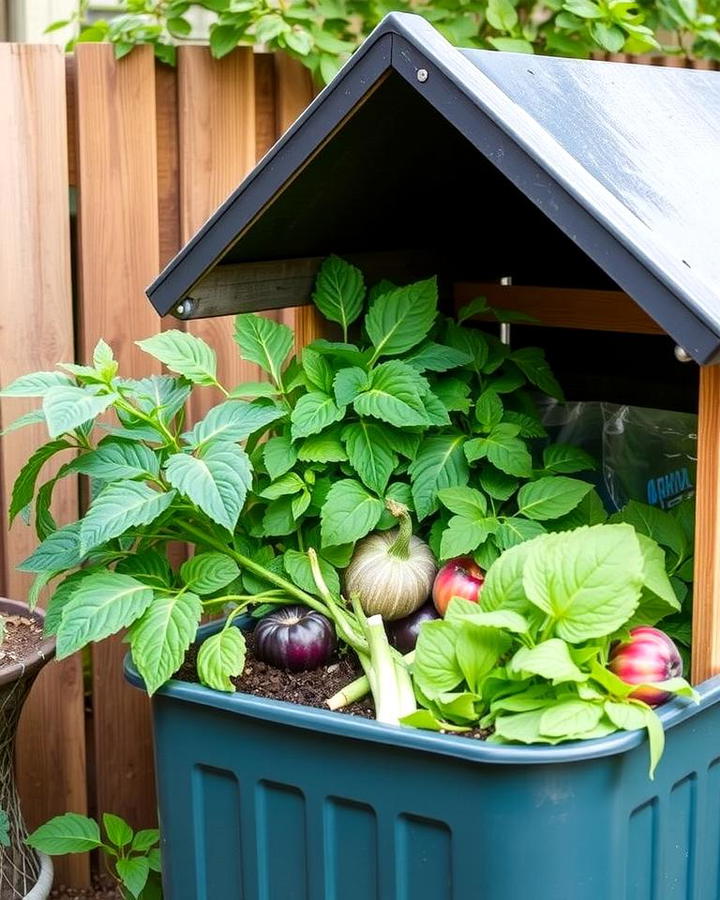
[386,601,440,654]
[254,605,337,672]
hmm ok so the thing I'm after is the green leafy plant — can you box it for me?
[26,812,161,899]
[405,521,696,777]
[2,257,594,712]
[46,0,720,86]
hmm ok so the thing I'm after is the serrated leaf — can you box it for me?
[479,467,518,501]
[464,424,533,478]
[80,482,176,553]
[475,389,504,431]
[102,813,133,848]
[291,391,344,440]
[43,386,116,438]
[405,342,471,372]
[120,375,190,424]
[311,256,365,337]
[502,410,547,438]
[260,472,305,499]
[129,590,202,694]
[365,277,438,357]
[117,856,150,899]
[302,346,333,393]
[9,438,71,525]
[333,367,369,406]
[116,550,173,588]
[136,330,217,385]
[510,347,564,400]
[165,443,251,532]
[56,573,154,658]
[517,477,593,521]
[262,495,297,536]
[440,516,497,559]
[353,360,429,428]
[132,829,160,852]
[18,522,84,573]
[409,434,469,520]
[609,500,686,559]
[233,314,293,385]
[0,371,72,397]
[496,517,547,549]
[182,400,283,448]
[523,524,643,641]
[320,479,384,546]
[343,421,395,494]
[297,429,347,463]
[263,435,298,479]
[26,813,103,854]
[284,549,341,597]
[437,486,487,518]
[197,627,246,691]
[228,381,279,399]
[73,440,160,481]
[180,552,240,594]
[432,377,471,414]
[0,408,46,436]
[543,444,596,474]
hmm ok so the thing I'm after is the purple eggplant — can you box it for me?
[386,601,440,654]
[254,605,337,671]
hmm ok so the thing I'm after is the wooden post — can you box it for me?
[75,43,161,831]
[692,363,720,683]
[0,44,89,887]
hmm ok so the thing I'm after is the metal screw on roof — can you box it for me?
[674,345,693,363]
[417,69,428,83]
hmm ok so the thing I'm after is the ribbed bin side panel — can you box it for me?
[151,694,720,900]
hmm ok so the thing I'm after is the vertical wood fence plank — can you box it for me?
[692,364,720,683]
[254,54,277,161]
[0,44,89,888]
[273,54,325,349]
[156,62,181,271]
[75,43,160,831]
[178,46,259,415]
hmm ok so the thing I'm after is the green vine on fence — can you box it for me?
[48,0,720,84]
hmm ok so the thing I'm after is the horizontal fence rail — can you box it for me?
[0,42,715,886]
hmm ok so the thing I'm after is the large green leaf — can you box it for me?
[297,428,347,463]
[9,438,70,524]
[72,440,160,481]
[413,620,463,694]
[290,391,344,440]
[333,367,369,406]
[116,856,150,899]
[624,534,681,628]
[18,522,84,573]
[496,517,547,549]
[364,277,438,357]
[510,639,586,683]
[26,813,103,854]
[80,482,176,553]
[353,360,429,427]
[405,342,472,373]
[43,386,117,438]
[440,516,497,559]
[0,408,46,437]
[197,627,246,691]
[56,572,154,658]
[523,524,644,641]
[302,346,333,393]
[481,538,539,615]
[510,347,564,400]
[408,434,469,520]
[0,371,72,397]
[182,400,283,448]
[233,314,293,385]
[455,624,510,693]
[609,500,686,560]
[539,699,602,737]
[260,472,305,499]
[311,256,365,336]
[136,330,217,385]
[180,552,240,594]
[543,444,596,474]
[342,421,396,494]
[320,478,384,546]
[437,486,487,518]
[116,550,173,588]
[120,375,191,424]
[262,435,297,479]
[129,590,202,694]
[517,476,593,521]
[165,442,251,532]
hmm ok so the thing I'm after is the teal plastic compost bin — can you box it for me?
[125,619,720,900]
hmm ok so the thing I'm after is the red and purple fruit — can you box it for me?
[608,626,682,706]
[432,556,485,617]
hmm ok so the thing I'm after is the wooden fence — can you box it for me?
[1,42,318,887]
[0,40,717,887]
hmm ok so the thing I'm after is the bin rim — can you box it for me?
[124,617,719,768]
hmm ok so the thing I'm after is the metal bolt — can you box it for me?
[417,68,428,83]
[674,345,693,363]
[173,298,196,320]
[500,275,512,346]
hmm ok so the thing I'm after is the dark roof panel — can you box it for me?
[146,13,720,363]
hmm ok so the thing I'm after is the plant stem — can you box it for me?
[386,500,412,560]
[327,650,416,709]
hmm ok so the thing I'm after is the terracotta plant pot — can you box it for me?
[0,598,56,899]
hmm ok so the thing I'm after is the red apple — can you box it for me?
[432,556,485,616]
[608,626,683,707]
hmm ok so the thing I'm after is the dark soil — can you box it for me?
[177,632,492,738]
[50,876,120,899]
[0,614,44,665]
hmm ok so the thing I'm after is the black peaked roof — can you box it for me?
[147,13,720,364]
